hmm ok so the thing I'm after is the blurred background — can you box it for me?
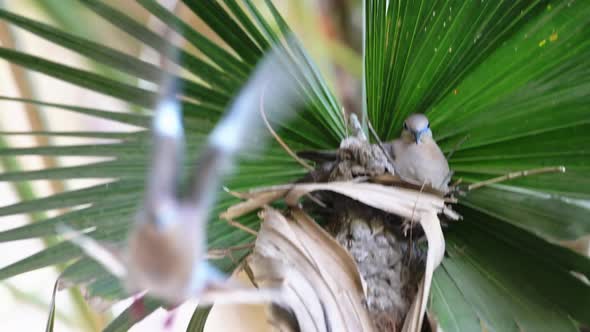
[0,0,363,331]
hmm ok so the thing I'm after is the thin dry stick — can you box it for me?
[223,186,250,199]
[349,113,367,140]
[342,107,349,137]
[226,219,258,236]
[207,243,255,262]
[451,177,463,187]
[304,192,327,208]
[467,166,566,191]
[240,260,259,288]
[248,183,297,194]
[259,85,315,171]
[444,196,458,204]
[367,119,396,168]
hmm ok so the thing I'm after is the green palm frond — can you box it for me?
[364,0,590,330]
[0,0,343,328]
[0,0,589,331]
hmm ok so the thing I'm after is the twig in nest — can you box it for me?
[466,166,566,191]
[448,177,464,197]
[240,259,259,288]
[247,183,296,194]
[342,107,349,137]
[305,193,327,208]
[367,119,396,168]
[444,197,458,204]
[349,113,367,140]
[225,219,258,236]
[223,186,250,199]
[259,85,315,171]
[207,243,255,263]
[451,177,463,188]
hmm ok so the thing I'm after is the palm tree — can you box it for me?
[0,0,589,331]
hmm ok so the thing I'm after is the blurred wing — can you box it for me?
[187,37,303,211]
[143,33,184,223]
[57,225,127,278]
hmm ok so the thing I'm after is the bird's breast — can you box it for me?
[392,139,450,192]
[125,223,201,301]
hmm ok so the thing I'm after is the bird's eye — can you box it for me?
[403,122,408,130]
[427,123,430,128]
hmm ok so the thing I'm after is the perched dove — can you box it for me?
[387,113,450,193]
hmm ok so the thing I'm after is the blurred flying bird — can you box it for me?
[62,36,301,304]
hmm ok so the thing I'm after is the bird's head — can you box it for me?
[402,113,432,144]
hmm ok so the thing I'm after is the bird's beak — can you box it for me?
[414,131,422,144]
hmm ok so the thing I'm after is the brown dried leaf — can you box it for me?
[248,207,375,332]
[401,212,445,332]
[284,181,459,221]
[226,181,452,332]
[279,182,447,332]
